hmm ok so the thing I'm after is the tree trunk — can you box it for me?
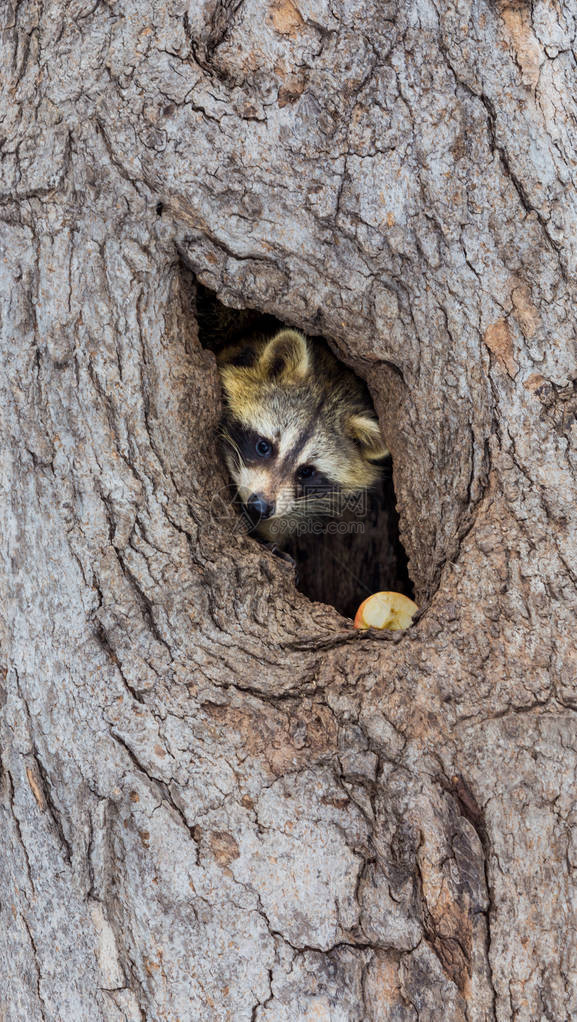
[1,1,576,1019]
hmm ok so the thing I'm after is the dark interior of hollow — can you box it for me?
[195,281,413,619]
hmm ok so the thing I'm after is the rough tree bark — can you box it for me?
[1,1,576,1019]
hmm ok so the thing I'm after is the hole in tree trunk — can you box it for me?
[195,281,413,619]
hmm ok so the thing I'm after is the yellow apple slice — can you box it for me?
[354,591,418,631]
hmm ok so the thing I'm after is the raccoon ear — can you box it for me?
[348,413,389,461]
[259,330,311,384]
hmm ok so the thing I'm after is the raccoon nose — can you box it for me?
[246,493,275,520]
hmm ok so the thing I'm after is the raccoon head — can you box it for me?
[218,329,388,540]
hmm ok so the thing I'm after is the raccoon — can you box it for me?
[217,329,388,543]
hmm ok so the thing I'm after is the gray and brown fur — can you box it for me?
[218,329,388,541]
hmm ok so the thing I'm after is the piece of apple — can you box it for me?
[354,591,418,631]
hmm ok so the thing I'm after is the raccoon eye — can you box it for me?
[296,465,316,480]
[255,437,273,458]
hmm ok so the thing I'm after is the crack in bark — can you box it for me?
[114,550,173,657]
[31,749,73,865]
[5,764,35,893]
[92,617,146,706]
[434,21,567,278]
[110,731,200,860]
[20,910,48,1021]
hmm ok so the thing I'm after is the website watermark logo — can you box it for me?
[268,518,365,537]
[209,483,368,536]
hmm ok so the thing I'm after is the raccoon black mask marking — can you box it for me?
[217,329,388,542]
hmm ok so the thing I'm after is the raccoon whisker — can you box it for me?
[288,511,342,522]
[224,448,243,473]
[286,503,344,520]
[220,430,245,471]
[291,491,369,518]
[291,492,335,503]
[293,497,342,510]
[293,486,369,499]
[292,494,354,510]
[219,427,240,451]
[292,492,342,504]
